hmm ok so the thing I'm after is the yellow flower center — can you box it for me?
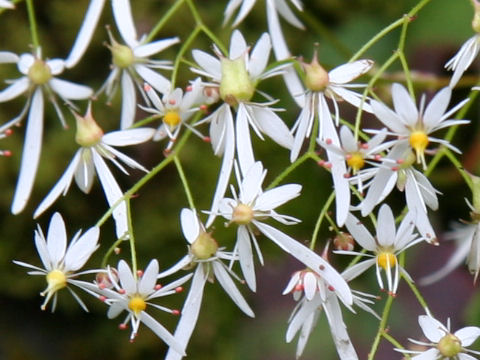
[128,296,147,315]
[409,130,429,165]
[346,152,365,172]
[232,203,254,225]
[163,111,181,128]
[437,333,462,357]
[28,59,52,85]
[377,252,397,270]
[46,269,67,293]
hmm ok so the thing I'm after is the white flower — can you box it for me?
[370,83,469,170]
[33,103,155,239]
[14,212,99,311]
[358,142,440,242]
[191,30,293,226]
[0,48,93,214]
[216,161,353,306]
[162,208,254,360]
[86,259,190,353]
[445,0,480,88]
[338,204,423,295]
[99,0,179,129]
[397,313,480,359]
[141,78,203,150]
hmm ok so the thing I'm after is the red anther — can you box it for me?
[345,154,352,160]
[143,83,152,92]
[326,138,333,145]
[4,129,12,136]
[118,288,126,294]
[360,143,369,149]
[317,160,325,166]
[3,150,11,157]
[99,295,107,302]
[169,99,176,105]
[129,339,135,344]
[114,247,121,255]
[396,159,404,164]
[137,270,143,277]
[324,162,332,169]
[319,265,325,270]
[203,136,211,143]
[374,154,382,161]
[172,309,180,316]
[119,323,128,330]
[343,173,351,179]
[186,85,193,92]
[388,291,397,298]
[327,285,335,291]
[98,283,106,290]
[294,284,304,292]
[155,284,162,290]
[200,104,208,111]
[175,286,183,293]
[391,166,399,171]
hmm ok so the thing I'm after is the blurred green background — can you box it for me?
[0,0,479,359]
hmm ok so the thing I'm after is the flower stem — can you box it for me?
[26,0,40,51]
[146,0,187,43]
[174,155,196,210]
[368,294,395,360]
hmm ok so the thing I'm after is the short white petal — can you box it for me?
[329,60,373,84]
[345,213,376,251]
[255,184,301,211]
[18,53,34,74]
[64,226,100,271]
[423,87,451,129]
[102,128,154,146]
[376,204,396,247]
[11,89,44,214]
[139,259,159,294]
[136,65,171,94]
[49,78,93,99]
[0,77,29,102]
[418,315,445,343]
[392,83,418,126]
[180,208,200,244]
[117,259,136,294]
[191,50,221,80]
[248,33,271,79]
[34,230,50,270]
[47,212,67,266]
[134,38,180,58]
[455,326,480,346]
[237,226,256,292]
[252,106,293,149]
[370,99,406,134]
[0,51,19,63]
[229,30,248,59]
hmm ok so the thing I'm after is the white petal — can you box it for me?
[252,106,293,149]
[423,87,451,129]
[18,53,34,75]
[340,259,376,282]
[345,213,376,251]
[0,51,19,63]
[118,259,136,293]
[141,311,185,355]
[212,261,254,317]
[229,30,248,59]
[65,0,106,68]
[370,99,406,134]
[49,78,93,99]
[134,38,180,58]
[139,259,159,294]
[228,0,255,27]
[164,266,206,360]
[455,326,480,346]
[255,184,301,211]
[34,229,50,270]
[271,0,304,29]
[236,104,255,177]
[418,315,445,343]
[392,83,418,126]
[64,226,99,271]
[329,60,373,84]
[136,65,171,94]
[237,226,256,291]
[46,212,67,266]
[102,128,154,146]
[0,77,29,102]
[191,50,221,80]
[376,204,396,247]
[11,89,44,214]
[46,59,65,75]
[240,161,264,204]
[74,149,95,193]
[120,71,136,129]
[112,0,138,48]
[180,208,200,244]
[92,151,128,239]
[248,33,271,79]
[255,221,353,305]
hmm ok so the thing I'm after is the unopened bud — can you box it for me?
[74,104,104,147]
[191,231,218,260]
[302,50,329,92]
[219,56,255,106]
[333,232,355,251]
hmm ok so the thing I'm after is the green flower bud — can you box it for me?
[191,231,218,260]
[302,51,329,92]
[472,0,480,33]
[437,333,462,357]
[28,59,52,85]
[74,104,104,147]
[219,56,255,106]
[111,43,135,68]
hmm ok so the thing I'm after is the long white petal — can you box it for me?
[136,65,171,94]
[0,51,19,63]
[248,33,271,79]
[229,30,248,59]
[212,261,254,317]
[236,104,255,177]
[392,83,418,126]
[329,60,373,84]
[256,184,301,211]
[191,50,221,80]
[237,226,256,292]
[120,71,136,129]
[49,78,93,99]
[33,151,81,219]
[11,89,44,214]
[65,0,106,68]
[112,0,138,48]
[252,105,293,149]
[92,150,128,239]
[344,213,376,251]
[230,0,256,27]
[423,87,451,129]
[134,38,180,58]
[46,212,67,266]
[164,266,206,360]
[255,221,353,305]
[0,77,29,102]
[141,311,186,355]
